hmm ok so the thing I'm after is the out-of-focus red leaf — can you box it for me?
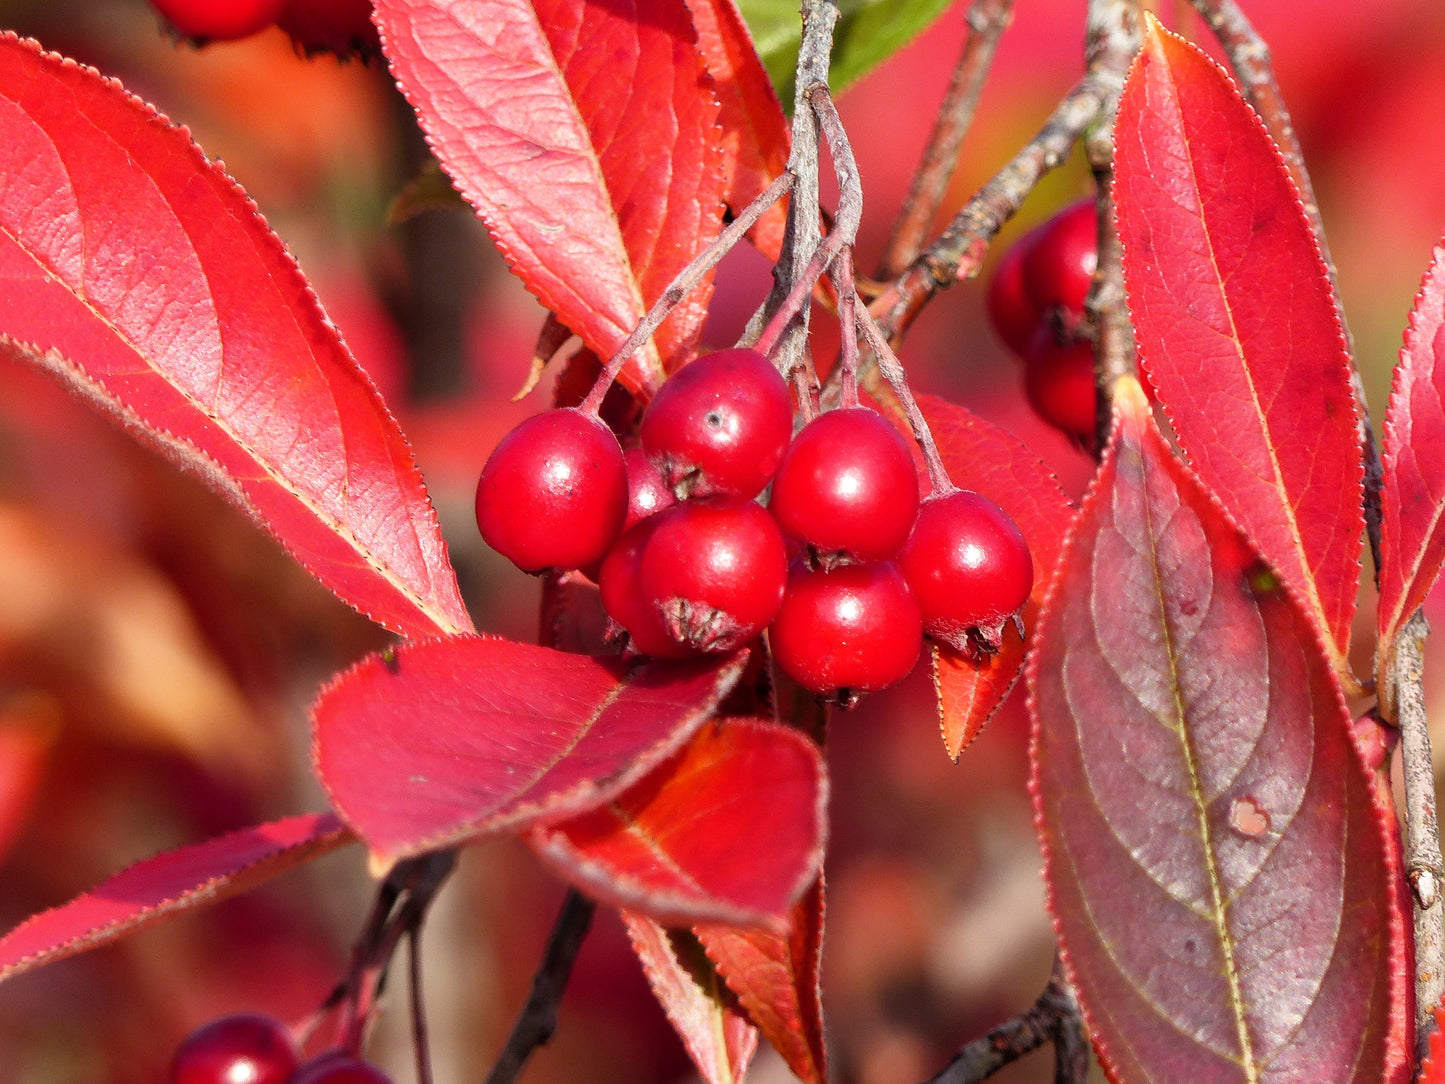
[0,814,354,986]
[312,635,748,865]
[0,35,470,641]
[1421,1003,1445,1084]
[681,0,789,261]
[623,913,759,1084]
[374,0,726,390]
[696,879,826,1084]
[1114,20,1363,678]
[1030,379,1408,1083]
[917,394,1074,758]
[1378,240,1445,712]
[529,718,825,928]
[0,702,54,865]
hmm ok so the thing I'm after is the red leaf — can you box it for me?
[1030,380,1408,1083]
[0,35,471,641]
[312,635,748,864]
[1114,19,1363,676]
[375,0,726,390]
[696,879,827,1084]
[529,718,825,928]
[623,913,759,1084]
[0,814,354,985]
[680,0,790,260]
[918,394,1074,757]
[1378,240,1445,710]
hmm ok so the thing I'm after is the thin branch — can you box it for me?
[752,0,838,383]
[483,890,597,1084]
[582,170,796,413]
[1395,611,1444,1057]
[922,956,1089,1083]
[409,925,435,1084]
[1081,0,1141,451]
[876,0,1014,279]
[869,70,1117,346]
[1189,0,1384,578]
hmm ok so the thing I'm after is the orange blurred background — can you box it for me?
[0,1,1442,1081]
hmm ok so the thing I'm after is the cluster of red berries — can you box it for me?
[171,1013,391,1084]
[986,200,1100,444]
[148,0,378,56]
[475,348,1033,702]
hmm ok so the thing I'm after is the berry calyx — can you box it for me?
[769,561,922,702]
[640,349,793,499]
[597,519,695,659]
[289,1053,393,1084]
[151,0,286,40]
[170,1013,300,1084]
[475,407,628,574]
[898,490,1032,654]
[638,498,787,653]
[276,0,381,59]
[769,407,920,563]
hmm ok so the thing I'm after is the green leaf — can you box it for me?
[739,0,954,102]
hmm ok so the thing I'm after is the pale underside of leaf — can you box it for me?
[1031,382,1403,1083]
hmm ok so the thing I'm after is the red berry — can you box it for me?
[475,408,627,574]
[276,0,380,58]
[899,490,1032,654]
[640,349,793,499]
[769,561,922,700]
[984,239,1035,356]
[598,519,695,659]
[170,1013,300,1084]
[769,407,920,562]
[1021,200,1098,321]
[621,446,676,532]
[151,0,285,40]
[290,1053,393,1084]
[1023,333,1098,445]
[638,498,787,653]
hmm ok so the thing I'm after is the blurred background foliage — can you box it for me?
[0,0,1442,1080]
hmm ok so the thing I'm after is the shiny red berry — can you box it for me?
[1023,333,1098,445]
[170,1013,300,1084]
[640,349,793,499]
[984,239,1035,356]
[598,519,694,659]
[290,1053,393,1084]
[151,0,285,40]
[621,446,677,531]
[769,407,920,562]
[276,0,380,58]
[1021,200,1098,319]
[639,498,787,653]
[769,561,922,700]
[899,490,1032,654]
[475,408,627,574]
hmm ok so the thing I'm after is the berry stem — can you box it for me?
[581,170,796,414]
[754,0,836,383]
[857,304,956,497]
[835,246,860,408]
